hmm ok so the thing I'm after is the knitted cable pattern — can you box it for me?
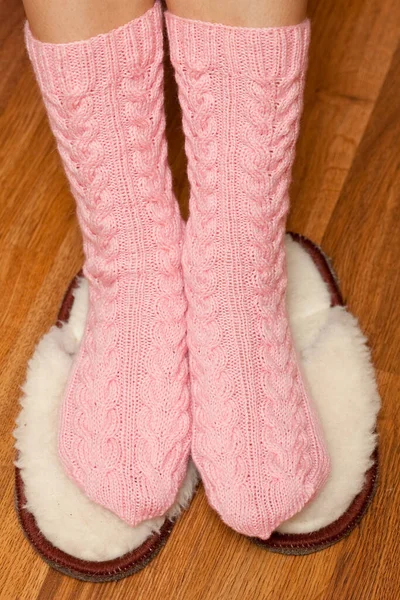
[244,76,317,510]
[26,2,191,526]
[173,64,246,502]
[50,86,122,495]
[167,13,330,539]
[121,46,190,502]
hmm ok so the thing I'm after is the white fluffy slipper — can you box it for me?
[254,233,379,554]
[14,233,380,578]
[14,274,199,582]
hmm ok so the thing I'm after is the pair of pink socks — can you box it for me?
[26,1,330,539]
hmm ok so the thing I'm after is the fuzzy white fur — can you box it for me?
[14,236,380,559]
[279,238,380,533]
[14,278,199,562]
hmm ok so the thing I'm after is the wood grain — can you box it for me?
[1,0,399,598]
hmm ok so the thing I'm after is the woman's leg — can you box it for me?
[165,0,330,539]
[24,0,191,525]
[166,0,307,27]
[22,0,154,43]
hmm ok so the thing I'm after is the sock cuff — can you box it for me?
[166,12,310,80]
[25,1,163,96]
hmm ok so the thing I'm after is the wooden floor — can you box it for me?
[1,0,400,598]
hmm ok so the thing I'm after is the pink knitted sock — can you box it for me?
[26,3,191,525]
[166,14,330,539]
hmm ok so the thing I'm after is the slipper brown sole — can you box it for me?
[251,233,379,555]
[14,273,177,582]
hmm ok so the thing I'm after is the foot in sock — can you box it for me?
[26,3,191,525]
[166,14,330,539]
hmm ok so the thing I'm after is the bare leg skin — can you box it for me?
[22,0,155,43]
[166,0,307,27]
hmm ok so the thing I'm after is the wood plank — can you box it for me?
[288,0,400,243]
[322,40,400,374]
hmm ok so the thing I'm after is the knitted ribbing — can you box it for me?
[26,3,191,526]
[166,14,330,539]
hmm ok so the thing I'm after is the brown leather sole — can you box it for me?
[251,233,379,555]
[15,273,176,582]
